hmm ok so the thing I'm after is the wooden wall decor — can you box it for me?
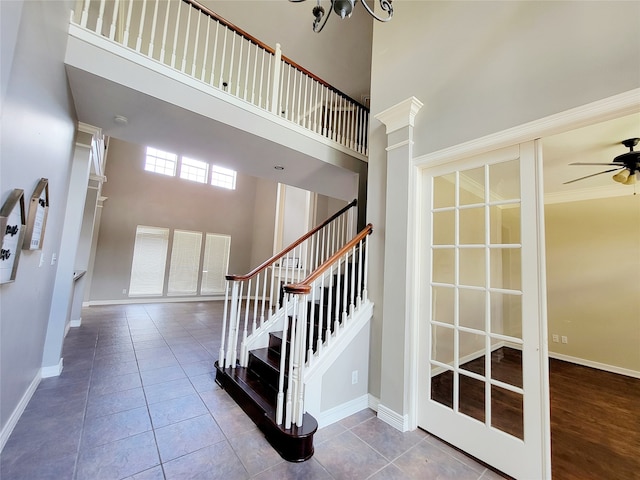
[0,189,26,284]
[24,178,49,250]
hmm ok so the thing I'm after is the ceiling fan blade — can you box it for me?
[569,162,620,166]
[563,167,623,185]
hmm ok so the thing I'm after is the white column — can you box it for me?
[41,124,103,376]
[374,97,423,431]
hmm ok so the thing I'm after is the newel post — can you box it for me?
[270,43,282,115]
[374,97,423,431]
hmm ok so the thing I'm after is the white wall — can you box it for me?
[0,0,77,435]
[368,1,640,413]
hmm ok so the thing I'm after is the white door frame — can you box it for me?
[403,89,640,471]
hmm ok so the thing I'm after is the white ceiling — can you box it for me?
[542,112,640,200]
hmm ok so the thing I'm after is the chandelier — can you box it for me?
[290,0,394,33]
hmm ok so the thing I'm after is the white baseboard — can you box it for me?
[70,317,82,327]
[316,394,370,429]
[41,358,63,378]
[549,352,640,379]
[368,394,380,412]
[0,372,41,452]
[88,296,224,306]
[377,403,410,432]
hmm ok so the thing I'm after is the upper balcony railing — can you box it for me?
[70,0,369,156]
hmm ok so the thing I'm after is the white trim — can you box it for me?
[385,139,412,152]
[413,89,640,168]
[368,394,380,412]
[316,394,370,429]
[41,358,63,378]
[544,184,629,204]
[549,352,640,379]
[0,372,41,452]
[87,296,225,306]
[70,318,82,327]
[375,97,424,134]
[64,321,71,338]
[377,403,410,432]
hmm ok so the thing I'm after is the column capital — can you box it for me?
[374,97,424,135]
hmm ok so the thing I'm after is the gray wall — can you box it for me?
[0,0,76,432]
[367,1,640,409]
[90,139,278,302]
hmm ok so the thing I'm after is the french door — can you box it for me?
[417,141,551,478]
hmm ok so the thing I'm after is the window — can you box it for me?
[129,225,230,298]
[201,234,231,294]
[211,165,237,190]
[129,226,169,296]
[145,147,177,176]
[167,230,203,295]
[180,157,209,184]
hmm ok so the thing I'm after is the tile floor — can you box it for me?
[1,302,505,479]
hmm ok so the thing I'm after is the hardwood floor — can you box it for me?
[431,348,640,480]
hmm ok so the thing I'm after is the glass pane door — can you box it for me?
[418,142,550,479]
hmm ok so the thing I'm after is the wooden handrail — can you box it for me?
[226,199,357,282]
[283,223,372,295]
[183,0,370,112]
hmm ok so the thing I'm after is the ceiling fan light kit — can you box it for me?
[565,137,640,186]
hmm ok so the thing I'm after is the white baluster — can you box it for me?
[276,294,291,425]
[285,295,298,429]
[191,10,201,77]
[218,26,227,89]
[258,50,266,109]
[108,0,119,40]
[260,269,267,326]
[159,0,170,62]
[225,281,239,368]
[317,272,325,354]
[307,284,316,363]
[123,0,134,46]
[295,297,307,426]
[170,0,181,68]
[250,43,258,104]
[335,258,342,331]
[147,0,159,57]
[252,273,260,333]
[244,41,252,101]
[227,33,236,92]
[240,279,251,367]
[209,22,220,86]
[201,17,210,81]
[80,0,90,28]
[135,0,147,53]
[235,36,243,96]
[219,281,230,367]
[363,235,369,301]
[181,6,191,72]
[96,0,106,34]
[230,281,244,368]
[349,245,356,315]
[284,64,292,119]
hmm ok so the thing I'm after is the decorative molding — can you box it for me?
[377,403,410,432]
[317,394,370,429]
[544,184,631,205]
[375,97,424,134]
[413,89,640,169]
[41,358,63,378]
[0,372,41,452]
[385,139,413,152]
[549,352,640,379]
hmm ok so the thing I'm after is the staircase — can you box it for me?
[214,202,373,462]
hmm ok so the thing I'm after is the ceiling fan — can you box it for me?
[564,137,640,185]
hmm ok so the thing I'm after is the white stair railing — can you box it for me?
[219,199,358,371]
[281,223,373,428]
[69,0,369,155]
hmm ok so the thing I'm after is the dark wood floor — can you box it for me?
[431,348,640,480]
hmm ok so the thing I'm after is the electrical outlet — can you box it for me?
[561,336,568,344]
[552,334,559,343]
[122,288,127,295]
[351,370,358,385]
[39,253,45,267]
[51,253,57,265]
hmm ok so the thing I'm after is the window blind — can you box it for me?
[129,226,169,296]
